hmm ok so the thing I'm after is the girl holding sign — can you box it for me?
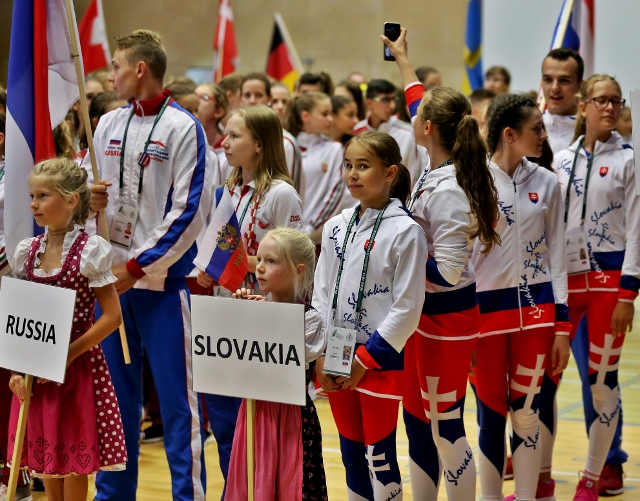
[312,131,427,501]
[7,158,125,501]
[553,74,638,500]
[224,227,327,501]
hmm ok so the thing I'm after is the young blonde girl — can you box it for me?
[7,158,124,501]
[225,228,327,501]
[287,92,345,244]
[313,131,427,501]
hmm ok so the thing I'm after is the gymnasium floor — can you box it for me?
[32,318,640,500]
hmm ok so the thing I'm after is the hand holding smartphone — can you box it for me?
[384,22,401,61]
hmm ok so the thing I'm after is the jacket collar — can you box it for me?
[132,90,173,117]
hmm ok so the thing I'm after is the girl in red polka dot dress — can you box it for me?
[7,158,126,501]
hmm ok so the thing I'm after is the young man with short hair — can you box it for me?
[540,48,584,153]
[85,29,212,501]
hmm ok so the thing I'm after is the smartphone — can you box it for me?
[384,22,401,61]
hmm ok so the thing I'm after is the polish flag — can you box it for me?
[78,0,110,74]
[213,0,239,82]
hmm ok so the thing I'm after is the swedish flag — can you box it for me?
[462,0,483,95]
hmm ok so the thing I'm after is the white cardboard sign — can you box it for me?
[191,296,306,406]
[630,90,640,195]
[0,277,76,383]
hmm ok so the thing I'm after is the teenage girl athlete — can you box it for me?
[7,158,125,501]
[287,92,345,244]
[225,228,327,501]
[383,28,500,501]
[313,131,427,501]
[239,73,304,196]
[470,93,571,501]
[553,74,638,501]
[196,105,305,493]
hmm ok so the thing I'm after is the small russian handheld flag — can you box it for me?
[193,186,248,292]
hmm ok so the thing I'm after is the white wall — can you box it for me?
[483,0,640,100]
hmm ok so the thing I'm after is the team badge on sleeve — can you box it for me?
[600,166,609,177]
[528,193,539,204]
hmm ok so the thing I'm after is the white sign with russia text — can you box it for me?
[191,296,306,406]
[0,277,76,383]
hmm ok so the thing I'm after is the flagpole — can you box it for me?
[274,13,304,76]
[246,398,255,501]
[6,375,33,501]
[539,0,576,111]
[63,0,131,364]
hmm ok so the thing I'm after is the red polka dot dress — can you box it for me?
[7,227,127,477]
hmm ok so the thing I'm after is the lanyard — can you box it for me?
[564,139,595,225]
[331,200,391,322]
[231,181,257,229]
[119,96,171,200]
[408,158,453,211]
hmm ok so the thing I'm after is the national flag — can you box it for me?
[213,0,239,82]
[5,0,81,262]
[193,186,248,292]
[462,0,483,95]
[266,13,303,92]
[78,0,111,74]
[549,0,595,76]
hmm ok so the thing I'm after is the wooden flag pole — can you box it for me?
[274,13,304,76]
[6,375,33,501]
[246,398,256,501]
[63,0,130,364]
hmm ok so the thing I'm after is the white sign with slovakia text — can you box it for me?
[191,296,306,406]
[0,277,76,383]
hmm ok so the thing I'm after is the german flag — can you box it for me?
[266,13,302,92]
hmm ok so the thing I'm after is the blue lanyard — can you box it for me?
[408,159,453,212]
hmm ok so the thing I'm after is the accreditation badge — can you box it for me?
[565,227,591,275]
[109,202,139,249]
[323,326,357,377]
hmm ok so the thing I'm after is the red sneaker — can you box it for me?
[504,455,514,480]
[504,478,555,501]
[599,463,624,496]
[574,475,599,501]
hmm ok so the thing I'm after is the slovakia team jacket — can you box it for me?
[554,133,640,301]
[312,199,427,373]
[472,159,570,336]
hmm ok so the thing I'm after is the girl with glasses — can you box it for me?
[553,74,639,501]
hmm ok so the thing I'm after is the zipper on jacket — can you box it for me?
[513,180,524,330]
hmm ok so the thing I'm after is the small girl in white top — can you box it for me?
[7,158,125,501]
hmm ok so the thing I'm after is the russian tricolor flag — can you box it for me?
[5,0,81,261]
[193,186,248,292]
